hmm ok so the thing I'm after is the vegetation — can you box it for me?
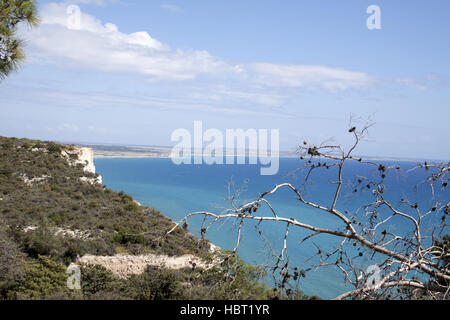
[0,136,303,300]
[10,255,75,299]
[0,136,206,259]
[0,0,39,79]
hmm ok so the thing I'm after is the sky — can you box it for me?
[0,0,449,159]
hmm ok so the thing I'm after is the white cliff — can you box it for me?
[62,146,102,185]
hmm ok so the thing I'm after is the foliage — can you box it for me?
[112,227,146,246]
[8,255,73,299]
[22,226,62,258]
[185,250,309,300]
[80,264,125,299]
[125,266,185,300]
[0,0,39,79]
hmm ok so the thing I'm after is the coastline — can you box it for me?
[93,151,171,158]
[79,142,443,163]
[94,155,170,159]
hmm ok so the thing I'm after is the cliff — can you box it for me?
[62,146,102,185]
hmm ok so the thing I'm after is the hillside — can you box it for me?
[0,136,300,300]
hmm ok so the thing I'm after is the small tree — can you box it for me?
[169,123,450,300]
[12,255,69,299]
[0,0,39,79]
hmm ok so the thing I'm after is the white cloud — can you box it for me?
[199,85,287,107]
[48,123,80,132]
[395,75,450,91]
[24,3,228,79]
[248,63,373,90]
[21,2,375,92]
[161,4,182,13]
[395,78,428,90]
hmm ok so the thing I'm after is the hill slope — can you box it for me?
[0,136,290,300]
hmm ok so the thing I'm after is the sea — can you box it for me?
[94,157,448,299]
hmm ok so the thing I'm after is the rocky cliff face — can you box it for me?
[75,147,96,174]
[62,146,102,185]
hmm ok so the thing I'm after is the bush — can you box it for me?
[23,228,62,258]
[118,191,133,203]
[80,264,123,299]
[47,143,62,154]
[112,228,145,245]
[11,255,71,299]
[88,201,100,209]
[194,250,272,300]
[123,202,139,212]
[125,266,184,300]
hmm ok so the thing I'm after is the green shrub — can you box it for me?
[125,266,184,300]
[11,255,70,300]
[47,142,63,154]
[118,191,133,202]
[123,202,139,212]
[80,264,123,299]
[23,228,62,258]
[112,228,145,245]
[192,250,272,300]
[88,201,100,209]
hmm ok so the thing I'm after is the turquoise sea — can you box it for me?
[94,157,448,299]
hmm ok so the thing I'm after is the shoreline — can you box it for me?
[94,155,170,159]
[79,143,444,163]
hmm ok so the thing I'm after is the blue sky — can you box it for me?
[1,0,449,159]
